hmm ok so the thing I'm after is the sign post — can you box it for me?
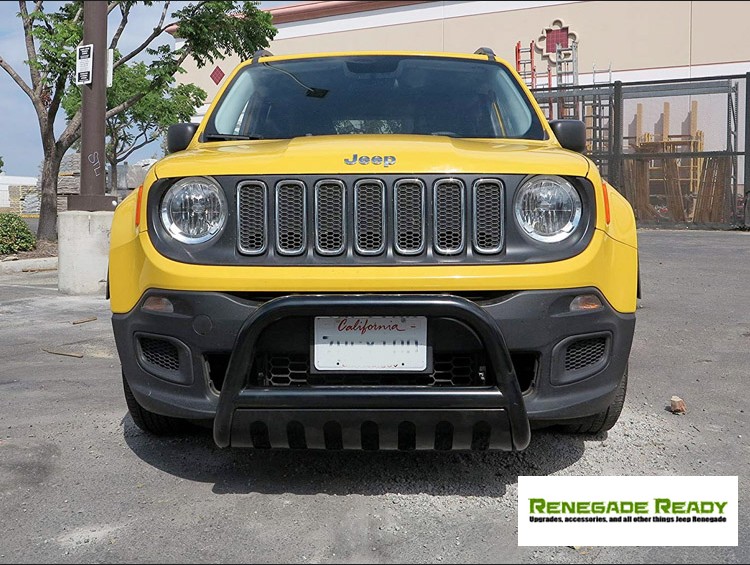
[68,1,114,211]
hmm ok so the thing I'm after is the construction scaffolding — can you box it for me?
[554,41,579,118]
[515,40,553,119]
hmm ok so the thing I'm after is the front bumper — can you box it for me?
[113,288,635,450]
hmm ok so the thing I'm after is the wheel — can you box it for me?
[558,365,628,434]
[122,372,193,435]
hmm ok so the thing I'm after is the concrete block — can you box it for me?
[58,211,114,295]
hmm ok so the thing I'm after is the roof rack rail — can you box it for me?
[474,47,496,61]
[252,49,274,64]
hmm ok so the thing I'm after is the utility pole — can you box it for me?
[68,1,115,211]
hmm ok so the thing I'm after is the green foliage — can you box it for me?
[0,155,4,173]
[0,213,36,255]
[171,1,276,68]
[27,1,83,90]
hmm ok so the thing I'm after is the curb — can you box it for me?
[0,257,58,275]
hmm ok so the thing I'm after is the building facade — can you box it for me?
[179,0,750,115]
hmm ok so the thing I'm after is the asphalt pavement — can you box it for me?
[0,229,747,563]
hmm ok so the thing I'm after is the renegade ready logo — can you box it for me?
[344,154,396,167]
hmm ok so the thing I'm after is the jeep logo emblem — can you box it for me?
[344,154,396,167]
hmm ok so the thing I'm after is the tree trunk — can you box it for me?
[108,155,118,194]
[37,151,62,242]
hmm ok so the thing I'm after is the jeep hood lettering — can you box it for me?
[153,134,590,178]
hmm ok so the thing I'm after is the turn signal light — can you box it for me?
[570,294,603,312]
[142,296,174,313]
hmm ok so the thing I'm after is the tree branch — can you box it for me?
[72,4,82,24]
[0,55,35,101]
[46,72,67,124]
[119,134,159,161]
[114,0,171,70]
[56,108,82,153]
[18,1,41,91]
[109,3,131,50]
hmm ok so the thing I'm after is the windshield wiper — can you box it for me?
[203,133,265,141]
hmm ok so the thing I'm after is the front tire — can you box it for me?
[122,372,192,435]
[559,365,628,434]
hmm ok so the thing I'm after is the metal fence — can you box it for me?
[532,74,748,228]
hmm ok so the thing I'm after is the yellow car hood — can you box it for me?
[152,135,591,178]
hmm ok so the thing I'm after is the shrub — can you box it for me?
[0,213,36,255]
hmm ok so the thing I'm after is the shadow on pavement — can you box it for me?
[122,415,592,498]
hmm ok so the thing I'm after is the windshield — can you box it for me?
[205,55,546,141]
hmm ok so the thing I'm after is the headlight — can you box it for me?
[160,177,227,244]
[513,175,582,243]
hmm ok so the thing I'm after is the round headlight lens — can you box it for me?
[160,177,227,244]
[514,175,582,243]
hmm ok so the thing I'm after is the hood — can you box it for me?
[153,134,590,179]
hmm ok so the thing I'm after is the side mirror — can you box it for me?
[549,119,587,153]
[167,123,199,153]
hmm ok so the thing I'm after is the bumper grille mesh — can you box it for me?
[564,337,607,372]
[139,337,180,373]
[260,353,486,387]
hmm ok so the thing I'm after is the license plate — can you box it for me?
[313,316,427,371]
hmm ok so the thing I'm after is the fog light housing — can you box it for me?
[570,294,602,312]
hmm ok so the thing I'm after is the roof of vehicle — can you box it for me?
[241,49,513,69]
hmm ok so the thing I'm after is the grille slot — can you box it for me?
[314,180,346,255]
[237,181,267,255]
[472,179,504,254]
[275,180,306,255]
[140,337,180,373]
[564,337,607,372]
[354,179,386,255]
[394,179,425,255]
[434,179,465,254]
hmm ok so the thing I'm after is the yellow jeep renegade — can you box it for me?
[109,49,638,451]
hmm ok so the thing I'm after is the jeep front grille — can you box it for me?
[394,179,426,254]
[473,179,504,253]
[433,179,465,254]
[237,181,267,255]
[238,177,505,260]
[275,180,306,255]
[354,179,386,255]
[314,180,346,255]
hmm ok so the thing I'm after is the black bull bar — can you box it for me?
[213,294,531,451]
